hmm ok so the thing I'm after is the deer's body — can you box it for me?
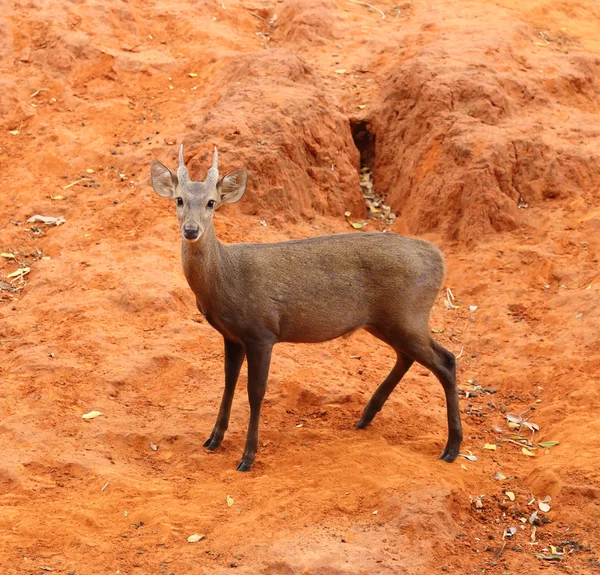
[151,146,463,471]
[184,228,444,345]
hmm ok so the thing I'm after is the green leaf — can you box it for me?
[538,441,559,448]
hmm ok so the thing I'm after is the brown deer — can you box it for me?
[150,145,462,471]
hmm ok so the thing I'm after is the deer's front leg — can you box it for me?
[236,341,273,472]
[203,339,245,451]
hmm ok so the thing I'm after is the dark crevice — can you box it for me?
[350,119,376,169]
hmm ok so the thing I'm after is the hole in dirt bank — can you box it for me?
[350,119,376,169]
[349,118,396,228]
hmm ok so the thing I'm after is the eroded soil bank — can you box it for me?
[1,0,600,573]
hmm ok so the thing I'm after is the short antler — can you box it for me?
[205,146,219,187]
[177,144,190,183]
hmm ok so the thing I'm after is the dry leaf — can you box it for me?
[6,267,30,279]
[1,253,15,259]
[505,491,515,501]
[226,494,234,507]
[469,305,478,311]
[358,104,366,109]
[494,472,507,481]
[507,421,520,431]
[150,442,158,451]
[188,72,198,77]
[82,410,103,420]
[335,69,347,74]
[506,413,523,424]
[350,221,367,229]
[538,441,559,448]
[538,501,551,513]
[27,214,66,226]
[101,482,109,492]
[50,195,66,200]
[461,452,478,462]
[536,553,562,561]
[86,168,95,174]
[531,525,537,542]
[187,534,205,543]
[461,464,467,470]
[522,447,535,457]
[484,443,497,450]
[9,130,19,136]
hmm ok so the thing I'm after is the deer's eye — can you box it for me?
[207,200,216,209]
[176,197,183,206]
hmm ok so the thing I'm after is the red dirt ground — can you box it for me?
[1,0,600,573]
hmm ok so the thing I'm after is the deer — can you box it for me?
[150,145,463,471]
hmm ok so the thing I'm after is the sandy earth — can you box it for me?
[1,0,600,573]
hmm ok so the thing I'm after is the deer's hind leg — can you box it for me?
[356,349,413,429]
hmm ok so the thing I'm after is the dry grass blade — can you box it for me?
[347,0,386,19]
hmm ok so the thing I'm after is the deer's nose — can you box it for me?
[183,224,200,241]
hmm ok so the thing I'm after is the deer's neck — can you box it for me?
[181,223,227,314]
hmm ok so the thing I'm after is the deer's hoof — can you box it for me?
[236,459,254,472]
[439,446,459,463]
[203,433,222,450]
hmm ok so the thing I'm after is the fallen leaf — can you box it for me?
[522,421,540,432]
[27,214,66,226]
[344,211,352,217]
[350,221,367,229]
[335,69,347,74]
[150,442,158,451]
[9,130,19,136]
[50,195,66,200]
[86,168,95,174]
[531,525,537,542]
[492,424,504,434]
[505,491,515,501]
[522,447,536,457]
[469,305,478,311]
[538,501,551,513]
[484,443,497,450]
[550,545,558,555]
[494,472,507,481]
[358,104,366,109]
[507,421,520,431]
[296,423,303,428]
[372,510,378,515]
[82,410,103,420]
[504,526,517,538]
[7,267,30,279]
[187,534,205,543]
[538,441,559,448]
[101,482,109,492]
[461,464,467,470]
[226,494,234,507]
[1,253,15,259]
[506,413,523,424]
[124,510,128,516]
[461,454,478,462]
[529,510,538,524]
[535,554,562,561]
[188,72,198,77]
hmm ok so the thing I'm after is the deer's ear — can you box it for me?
[151,160,178,198]
[217,168,247,205]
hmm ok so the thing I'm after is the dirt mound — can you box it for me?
[368,24,600,242]
[182,49,363,219]
[272,0,340,46]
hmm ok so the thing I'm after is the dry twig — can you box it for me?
[347,0,386,19]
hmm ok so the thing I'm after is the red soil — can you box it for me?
[1,0,600,573]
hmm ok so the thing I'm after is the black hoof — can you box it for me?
[236,460,253,472]
[355,419,370,429]
[439,446,459,463]
[203,433,222,450]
